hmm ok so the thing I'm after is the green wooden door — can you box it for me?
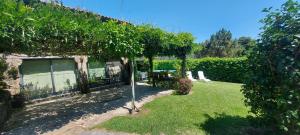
[21,60,53,98]
[52,59,77,93]
[21,59,78,99]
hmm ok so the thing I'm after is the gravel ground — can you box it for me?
[1,83,172,135]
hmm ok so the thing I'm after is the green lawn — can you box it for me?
[95,81,252,135]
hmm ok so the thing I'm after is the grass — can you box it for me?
[94,81,253,135]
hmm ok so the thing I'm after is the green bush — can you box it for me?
[242,1,300,134]
[177,78,193,95]
[153,59,179,71]
[153,57,248,83]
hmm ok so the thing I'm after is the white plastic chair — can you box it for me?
[198,71,211,82]
[140,72,147,80]
[186,71,197,81]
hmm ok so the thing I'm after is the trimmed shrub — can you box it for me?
[154,57,248,83]
[153,59,178,71]
[177,78,192,95]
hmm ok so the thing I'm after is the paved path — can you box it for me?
[1,83,172,135]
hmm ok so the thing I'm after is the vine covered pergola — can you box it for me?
[0,0,195,111]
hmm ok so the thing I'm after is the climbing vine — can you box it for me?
[0,0,195,77]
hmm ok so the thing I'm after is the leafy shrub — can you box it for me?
[154,57,248,83]
[176,78,193,95]
[242,1,300,134]
[21,83,53,100]
[154,79,178,89]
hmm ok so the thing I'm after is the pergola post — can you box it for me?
[130,57,139,113]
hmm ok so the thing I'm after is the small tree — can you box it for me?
[100,21,143,111]
[168,32,195,78]
[138,25,164,85]
[242,0,300,133]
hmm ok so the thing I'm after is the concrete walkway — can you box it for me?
[1,83,173,135]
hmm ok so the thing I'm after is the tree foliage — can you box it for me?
[0,0,196,83]
[201,28,233,57]
[138,24,165,58]
[137,24,165,84]
[100,21,142,59]
[0,0,143,58]
[166,32,195,77]
[0,0,34,53]
[242,0,300,133]
[237,36,256,55]
[195,29,256,58]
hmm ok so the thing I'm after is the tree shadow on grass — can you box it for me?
[197,113,268,135]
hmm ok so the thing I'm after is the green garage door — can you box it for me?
[21,60,53,98]
[52,59,77,92]
[21,59,77,99]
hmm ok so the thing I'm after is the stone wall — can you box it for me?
[74,55,88,74]
[3,54,24,95]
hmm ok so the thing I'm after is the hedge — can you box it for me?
[153,57,248,83]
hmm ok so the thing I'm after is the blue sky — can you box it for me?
[61,0,287,42]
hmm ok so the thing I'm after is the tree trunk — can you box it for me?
[148,57,155,87]
[130,58,137,112]
[181,55,187,78]
[120,57,131,85]
[131,60,135,109]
